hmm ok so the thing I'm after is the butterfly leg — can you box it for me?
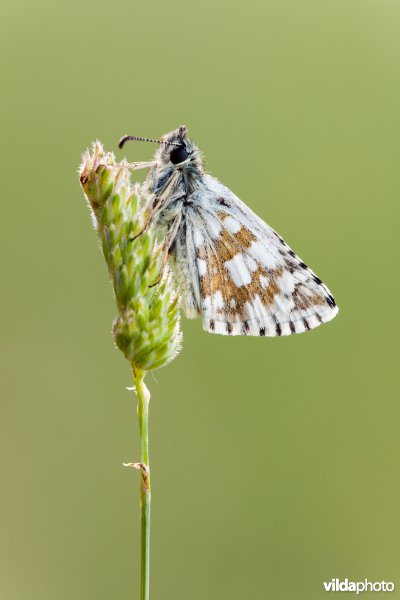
[148,213,182,288]
[113,160,157,171]
[130,202,165,241]
[131,171,182,242]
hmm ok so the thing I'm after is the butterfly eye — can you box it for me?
[170,146,189,164]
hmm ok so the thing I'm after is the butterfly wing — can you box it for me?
[181,175,338,336]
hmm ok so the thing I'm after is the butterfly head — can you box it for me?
[156,125,202,169]
[146,126,203,199]
[118,125,203,197]
[119,125,201,167]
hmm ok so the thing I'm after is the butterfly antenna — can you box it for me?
[118,135,180,149]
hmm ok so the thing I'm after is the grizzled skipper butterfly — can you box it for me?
[118,125,338,337]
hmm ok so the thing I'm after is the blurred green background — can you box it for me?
[1,0,399,598]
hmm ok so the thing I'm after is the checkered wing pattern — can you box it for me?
[189,176,338,336]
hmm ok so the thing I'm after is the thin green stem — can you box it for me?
[132,365,151,600]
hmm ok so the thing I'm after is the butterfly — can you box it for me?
[119,125,338,337]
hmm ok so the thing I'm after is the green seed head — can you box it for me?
[79,142,182,371]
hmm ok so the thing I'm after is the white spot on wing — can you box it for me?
[224,253,252,286]
[224,216,241,234]
[208,218,222,239]
[198,258,207,276]
[213,290,224,310]
[203,295,211,310]
[193,229,204,247]
[245,295,268,320]
[248,240,277,269]
[276,270,295,295]
[244,254,257,272]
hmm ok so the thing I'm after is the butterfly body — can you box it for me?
[141,125,338,337]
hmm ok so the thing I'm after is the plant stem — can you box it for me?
[132,365,151,600]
